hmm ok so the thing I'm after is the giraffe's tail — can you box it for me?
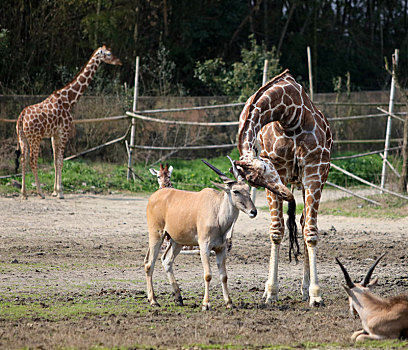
[287,198,300,263]
[15,117,24,173]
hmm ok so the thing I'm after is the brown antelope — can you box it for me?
[336,254,408,342]
[144,157,257,310]
[149,163,200,254]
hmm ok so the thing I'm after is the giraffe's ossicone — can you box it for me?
[235,69,333,307]
[16,45,121,199]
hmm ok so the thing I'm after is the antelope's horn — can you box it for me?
[160,163,164,171]
[335,257,355,288]
[227,155,244,181]
[201,159,234,183]
[362,253,386,287]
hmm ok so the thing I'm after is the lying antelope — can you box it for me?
[336,254,408,342]
[144,157,257,310]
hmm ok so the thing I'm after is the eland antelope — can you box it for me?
[144,157,257,310]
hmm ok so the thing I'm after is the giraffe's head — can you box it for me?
[96,45,122,66]
[233,154,294,202]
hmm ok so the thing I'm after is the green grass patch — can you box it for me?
[0,149,243,195]
[319,194,408,219]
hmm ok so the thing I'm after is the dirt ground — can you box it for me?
[0,189,407,349]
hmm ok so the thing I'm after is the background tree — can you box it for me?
[1,0,408,95]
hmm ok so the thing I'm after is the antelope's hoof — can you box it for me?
[150,301,160,308]
[309,296,324,307]
[38,193,45,199]
[264,295,278,304]
[175,297,184,306]
[226,302,233,309]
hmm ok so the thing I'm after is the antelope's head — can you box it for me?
[233,153,294,202]
[149,163,174,189]
[97,45,122,66]
[202,157,257,219]
[336,254,385,317]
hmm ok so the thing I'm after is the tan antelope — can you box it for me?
[336,254,408,342]
[144,157,257,310]
[149,163,200,254]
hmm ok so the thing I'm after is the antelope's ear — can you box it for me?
[367,276,378,288]
[149,168,158,176]
[342,284,353,297]
[211,181,227,192]
[168,165,174,175]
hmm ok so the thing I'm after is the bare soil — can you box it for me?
[0,190,407,349]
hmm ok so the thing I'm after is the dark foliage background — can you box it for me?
[1,0,408,96]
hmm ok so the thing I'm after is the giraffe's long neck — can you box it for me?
[62,53,102,106]
[238,73,309,158]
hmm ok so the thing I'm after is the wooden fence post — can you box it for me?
[307,46,314,100]
[381,49,398,192]
[127,56,140,180]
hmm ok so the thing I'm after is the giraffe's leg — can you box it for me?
[28,140,44,199]
[19,141,29,199]
[263,189,284,303]
[303,185,323,307]
[199,240,212,311]
[52,134,68,199]
[161,239,183,306]
[215,244,232,308]
[300,189,310,301]
[51,136,59,197]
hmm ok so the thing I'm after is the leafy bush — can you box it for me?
[328,154,384,186]
[194,35,281,100]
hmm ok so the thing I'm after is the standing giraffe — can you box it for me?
[234,69,333,306]
[149,163,174,189]
[16,45,122,199]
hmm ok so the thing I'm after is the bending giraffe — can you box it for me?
[234,69,333,306]
[16,45,122,199]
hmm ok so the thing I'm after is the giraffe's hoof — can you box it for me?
[38,193,45,199]
[202,303,211,311]
[58,194,64,199]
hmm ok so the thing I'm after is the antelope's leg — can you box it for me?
[199,242,212,311]
[351,330,367,342]
[355,333,387,342]
[303,185,323,306]
[144,233,165,307]
[263,190,284,303]
[215,245,232,308]
[161,239,183,306]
